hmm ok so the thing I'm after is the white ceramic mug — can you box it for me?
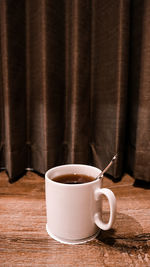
[45,164,116,244]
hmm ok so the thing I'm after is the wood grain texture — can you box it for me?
[0,171,150,266]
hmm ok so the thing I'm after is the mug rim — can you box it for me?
[45,164,102,187]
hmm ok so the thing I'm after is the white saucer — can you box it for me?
[46,224,100,245]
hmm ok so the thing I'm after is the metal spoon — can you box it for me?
[96,154,118,180]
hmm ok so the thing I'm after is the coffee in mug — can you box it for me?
[52,173,95,184]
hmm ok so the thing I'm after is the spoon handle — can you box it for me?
[96,154,117,180]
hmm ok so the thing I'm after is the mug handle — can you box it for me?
[94,188,116,231]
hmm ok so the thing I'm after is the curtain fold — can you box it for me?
[90,0,130,178]
[0,0,150,182]
[0,0,26,177]
[127,0,150,182]
[26,0,66,174]
[64,0,92,164]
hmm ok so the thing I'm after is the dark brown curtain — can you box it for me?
[0,0,150,182]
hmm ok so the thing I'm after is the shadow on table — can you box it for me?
[96,212,149,253]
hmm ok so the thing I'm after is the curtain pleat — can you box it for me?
[127,0,150,182]
[0,0,150,182]
[90,0,130,178]
[0,40,5,169]
[0,0,26,178]
[64,0,92,164]
[26,0,66,173]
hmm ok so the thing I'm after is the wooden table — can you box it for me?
[0,171,150,266]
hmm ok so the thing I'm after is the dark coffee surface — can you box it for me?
[52,173,95,184]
